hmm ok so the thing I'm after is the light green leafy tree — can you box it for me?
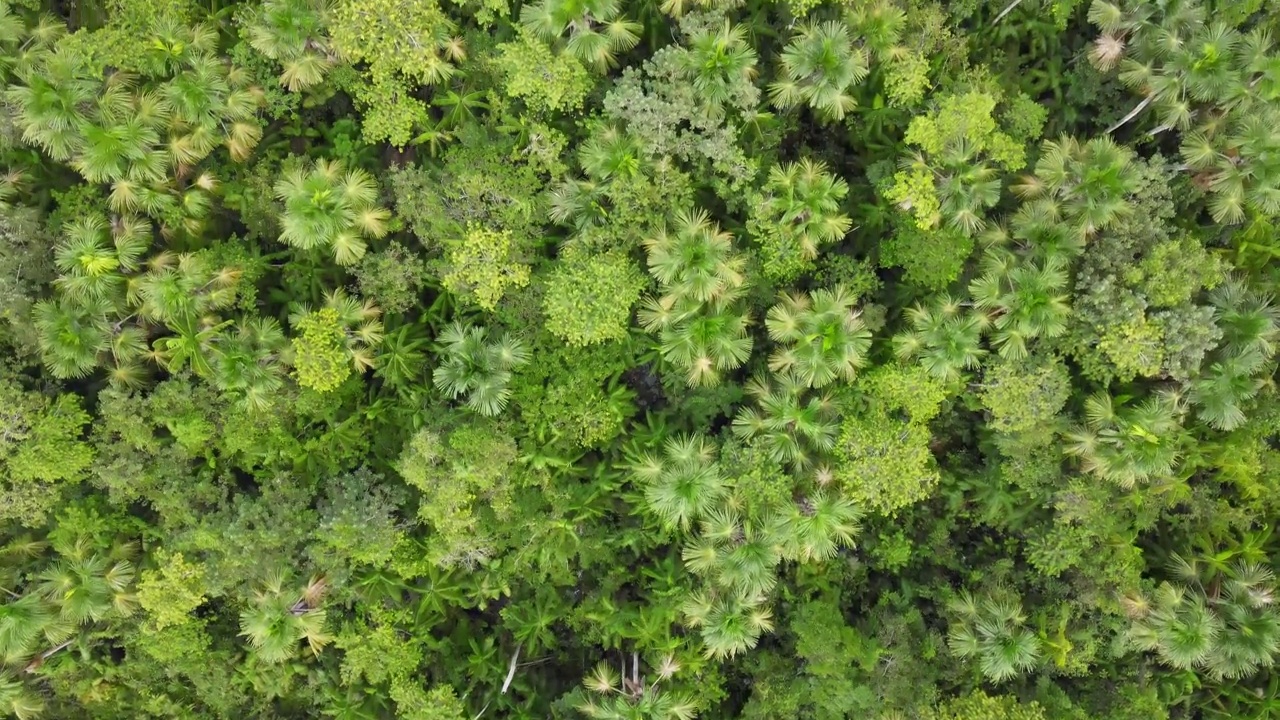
[440,224,531,312]
[0,380,94,526]
[329,0,464,145]
[136,550,207,632]
[835,365,947,514]
[289,290,384,392]
[543,248,646,347]
[395,420,518,568]
[495,31,594,115]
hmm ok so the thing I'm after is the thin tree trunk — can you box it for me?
[1107,95,1154,134]
[25,640,74,673]
[500,645,521,694]
[992,0,1030,25]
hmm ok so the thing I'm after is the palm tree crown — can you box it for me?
[519,0,641,72]
[432,322,530,416]
[769,21,869,121]
[765,286,871,388]
[275,159,390,265]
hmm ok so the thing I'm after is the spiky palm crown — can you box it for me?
[520,0,640,72]
[37,538,135,626]
[970,250,1071,360]
[275,159,389,265]
[937,160,1002,236]
[648,304,753,387]
[1190,348,1266,431]
[53,215,149,304]
[248,0,333,90]
[1211,276,1280,357]
[757,158,851,259]
[1129,558,1280,680]
[684,506,781,598]
[1014,136,1139,239]
[765,286,871,387]
[33,297,112,379]
[239,571,331,664]
[579,125,643,182]
[6,50,96,162]
[683,21,758,111]
[773,490,861,563]
[629,433,728,532]
[578,658,696,720]
[947,590,1042,682]
[0,672,43,720]
[644,209,746,310]
[432,322,529,416]
[0,594,60,667]
[731,371,838,469]
[768,21,868,121]
[1064,392,1184,487]
[680,586,774,660]
[213,317,288,411]
[134,252,239,327]
[893,294,988,382]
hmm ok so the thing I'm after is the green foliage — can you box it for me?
[496,32,593,115]
[275,158,389,265]
[542,248,645,346]
[136,550,206,631]
[329,0,462,144]
[835,365,946,514]
[0,381,93,525]
[290,291,383,392]
[879,223,974,290]
[396,419,518,567]
[980,353,1071,437]
[926,690,1047,720]
[354,241,430,315]
[440,224,531,311]
[432,323,530,416]
[6,2,1280,718]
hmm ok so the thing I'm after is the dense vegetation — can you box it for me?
[1,0,1280,717]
